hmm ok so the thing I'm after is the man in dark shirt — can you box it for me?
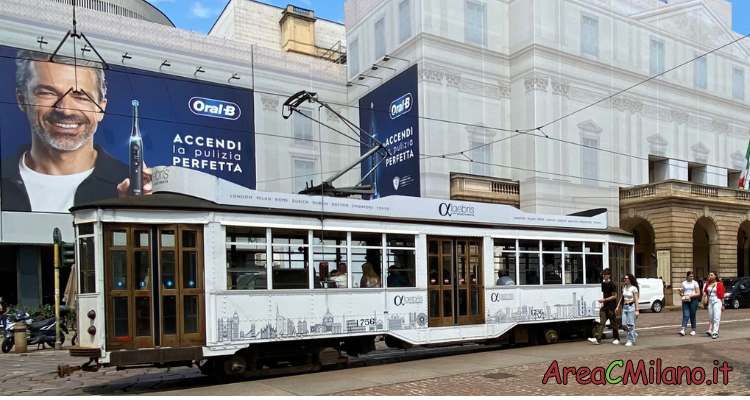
[588,269,621,345]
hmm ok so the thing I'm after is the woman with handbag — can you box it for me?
[679,271,700,336]
[702,272,725,339]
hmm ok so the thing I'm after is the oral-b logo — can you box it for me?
[189,97,241,120]
[389,93,413,119]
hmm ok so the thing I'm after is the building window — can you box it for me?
[349,38,359,78]
[293,107,313,144]
[650,38,665,75]
[226,226,267,290]
[464,0,487,47]
[374,17,386,59]
[293,159,315,193]
[351,232,383,288]
[312,231,348,289]
[694,55,707,89]
[271,229,309,289]
[493,239,516,286]
[581,137,599,181]
[470,139,491,176]
[386,234,416,287]
[398,0,411,43]
[733,67,745,101]
[580,14,599,57]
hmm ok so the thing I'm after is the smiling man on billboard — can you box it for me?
[1,50,150,212]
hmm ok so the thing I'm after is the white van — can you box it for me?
[637,278,665,313]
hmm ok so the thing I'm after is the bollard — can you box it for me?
[14,321,27,353]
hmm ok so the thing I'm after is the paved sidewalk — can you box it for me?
[0,308,748,395]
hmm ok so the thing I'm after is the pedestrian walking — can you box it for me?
[617,273,639,346]
[702,272,725,339]
[588,269,620,345]
[678,272,700,336]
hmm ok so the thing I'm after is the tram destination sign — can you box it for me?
[151,166,608,230]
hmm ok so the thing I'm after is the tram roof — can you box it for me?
[71,191,630,236]
[71,167,628,236]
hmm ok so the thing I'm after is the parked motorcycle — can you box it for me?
[1,312,67,353]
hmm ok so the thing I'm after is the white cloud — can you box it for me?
[191,1,215,18]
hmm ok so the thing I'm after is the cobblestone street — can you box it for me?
[1,308,747,395]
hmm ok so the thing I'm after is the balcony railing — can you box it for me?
[620,180,750,207]
[450,173,519,207]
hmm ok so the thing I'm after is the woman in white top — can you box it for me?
[617,273,639,346]
[679,271,701,336]
[702,272,726,339]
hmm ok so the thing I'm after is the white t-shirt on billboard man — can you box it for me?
[19,155,93,213]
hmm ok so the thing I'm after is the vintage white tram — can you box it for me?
[64,167,633,378]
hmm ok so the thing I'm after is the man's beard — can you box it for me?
[30,113,94,151]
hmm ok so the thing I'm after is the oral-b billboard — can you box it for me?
[0,44,255,213]
[359,65,420,199]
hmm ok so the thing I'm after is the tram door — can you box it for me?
[428,238,485,327]
[104,224,204,350]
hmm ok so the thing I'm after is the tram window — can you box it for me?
[271,229,309,289]
[351,247,383,288]
[134,251,150,290]
[226,226,266,243]
[387,234,415,248]
[565,241,583,252]
[493,239,516,286]
[585,242,603,253]
[313,230,347,246]
[112,230,128,247]
[518,240,539,251]
[386,249,415,287]
[565,254,584,284]
[518,252,540,285]
[542,253,562,284]
[78,223,94,236]
[226,226,268,290]
[313,245,348,289]
[111,251,128,289]
[79,236,95,293]
[586,254,604,284]
[351,232,382,247]
[542,241,562,252]
[273,229,308,245]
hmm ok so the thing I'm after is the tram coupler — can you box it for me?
[57,358,101,377]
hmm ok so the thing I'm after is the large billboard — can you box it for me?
[0,44,254,212]
[359,64,420,198]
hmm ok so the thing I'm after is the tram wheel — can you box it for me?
[543,329,559,344]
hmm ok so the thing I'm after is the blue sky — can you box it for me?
[148,0,345,33]
[152,0,748,35]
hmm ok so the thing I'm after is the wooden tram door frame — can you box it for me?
[104,224,205,350]
[157,225,205,347]
[428,237,485,327]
